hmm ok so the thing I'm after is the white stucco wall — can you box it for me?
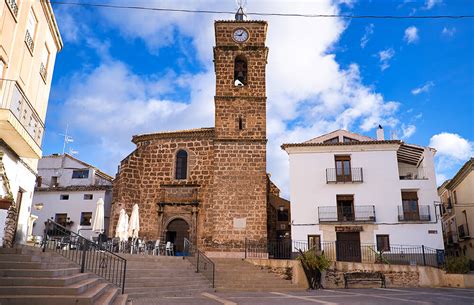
[288,144,443,250]
[31,190,111,240]
[0,147,36,246]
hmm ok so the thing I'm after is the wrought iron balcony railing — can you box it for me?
[397,205,431,221]
[326,167,363,183]
[6,0,19,17]
[318,205,376,222]
[25,30,35,52]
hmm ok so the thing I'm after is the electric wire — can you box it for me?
[44,1,474,20]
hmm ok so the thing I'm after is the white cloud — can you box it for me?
[429,133,473,186]
[401,124,416,139]
[404,26,419,44]
[424,0,442,10]
[54,0,407,198]
[360,24,374,48]
[377,48,395,71]
[441,27,456,38]
[411,81,434,95]
[429,133,473,161]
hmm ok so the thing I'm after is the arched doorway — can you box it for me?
[166,218,189,254]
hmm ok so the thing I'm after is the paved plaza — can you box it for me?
[131,288,474,305]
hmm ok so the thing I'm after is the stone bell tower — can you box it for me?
[207,9,268,256]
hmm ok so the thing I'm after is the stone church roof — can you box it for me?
[132,128,215,143]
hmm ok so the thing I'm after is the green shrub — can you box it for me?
[297,249,331,272]
[445,256,470,274]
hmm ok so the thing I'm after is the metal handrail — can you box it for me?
[42,219,127,293]
[183,238,215,288]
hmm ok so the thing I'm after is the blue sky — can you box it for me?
[43,0,473,197]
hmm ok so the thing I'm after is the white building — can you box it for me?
[0,0,62,246]
[31,154,112,240]
[282,128,444,263]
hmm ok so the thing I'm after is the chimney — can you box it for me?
[376,125,385,141]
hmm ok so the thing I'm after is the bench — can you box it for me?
[344,271,386,288]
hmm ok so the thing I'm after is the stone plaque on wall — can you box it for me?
[233,217,247,230]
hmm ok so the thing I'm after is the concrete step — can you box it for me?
[0,273,90,286]
[215,287,307,292]
[94,286,120,305]
[111,294,129,305]
[0,267,81,277]
[0,277,101,295]
[0,261,76,270]
[127,286,212,299]
[125,280,211,289]
[0,283,110,305]
[125,282,210,294]
[125,277,209,286]
[212,259,301,292]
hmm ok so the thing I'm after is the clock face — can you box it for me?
[233,28,249,43]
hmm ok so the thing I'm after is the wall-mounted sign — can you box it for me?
[335,226,363,232]
[233,217,246,230]
[428,230,438,234]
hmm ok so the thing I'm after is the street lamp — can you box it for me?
[446,199,453,215]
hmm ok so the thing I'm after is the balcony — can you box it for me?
[6,0,19,18]
[326,168,363,183]
[25,30,35,53]
[397,205,431,222]
[318,205,376,223]
[40,63,48,82]
[445,231,458,245]
[0,81,44,158]
[399,166,427,180]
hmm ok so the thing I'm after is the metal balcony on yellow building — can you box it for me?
[0,81,44,158]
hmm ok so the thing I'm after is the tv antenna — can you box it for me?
[59,124,75,154]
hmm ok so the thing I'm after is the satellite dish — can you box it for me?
[234,79,244,87]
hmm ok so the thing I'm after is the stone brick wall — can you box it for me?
[110,130,215,247]
[323,262,420,288]
[209,140,267,251]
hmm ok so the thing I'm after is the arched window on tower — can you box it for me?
[175,150,188,180]
[234,56,247,86]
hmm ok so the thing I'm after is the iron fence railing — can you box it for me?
[326,168,363,183]
[42,220,127,293]
[244,239,445,268]
[318,205,376,222]
[183,238,215,288]
[398,205,431,221]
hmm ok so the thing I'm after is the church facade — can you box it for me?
[109,17,281,257]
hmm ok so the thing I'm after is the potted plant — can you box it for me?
[0,194,14,210]
[297,247,330,289]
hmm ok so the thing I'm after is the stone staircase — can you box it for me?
[213,258,306,291]
[120,254,213,300]
[0,246,128,305]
